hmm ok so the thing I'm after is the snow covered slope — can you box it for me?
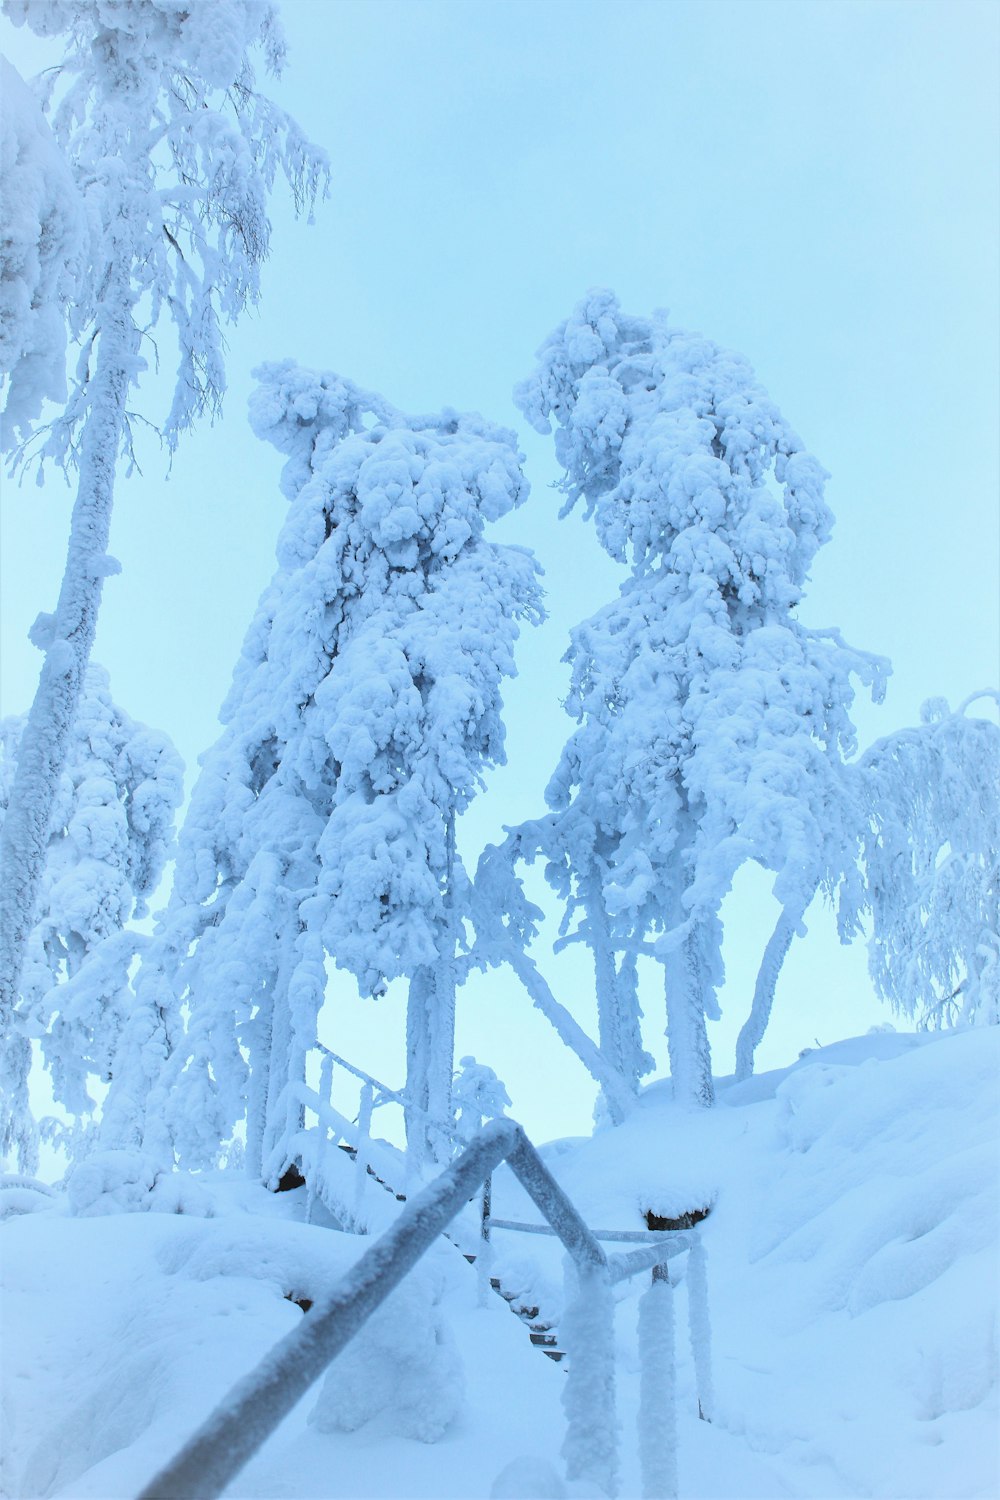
[2,1027,997,1499]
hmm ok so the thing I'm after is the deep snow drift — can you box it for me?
[1,1025,996,1499]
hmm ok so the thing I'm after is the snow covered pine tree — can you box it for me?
[0,0,326,1062]
[513,290,888,1106]
[136,364,541,1178]
[0,666,182,1170]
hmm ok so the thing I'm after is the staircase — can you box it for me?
[333,1141,568,1362]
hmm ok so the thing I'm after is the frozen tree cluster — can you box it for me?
[0,665,181,1169]
[0,6,994,1184]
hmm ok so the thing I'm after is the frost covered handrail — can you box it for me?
[310,1042,464,1146]
[488,1216,683,1243]
[136,1120,618,1500]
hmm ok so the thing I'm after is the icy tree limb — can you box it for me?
[503,938,635,1122]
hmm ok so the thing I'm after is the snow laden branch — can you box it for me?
[133,364,541,1176]
[847,692,1000,1028]
[0,1,327,1075]
[516,290,889,1103]
[468,830,639,1123]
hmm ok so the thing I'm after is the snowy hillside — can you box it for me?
[2,1025,996,1500]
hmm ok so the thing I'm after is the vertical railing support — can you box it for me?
[638,1268,678,1500]
[352,1082,374,1226]
[561,1257,619,1498]
[476,1172,494,1307]
[686,1233,714,1422]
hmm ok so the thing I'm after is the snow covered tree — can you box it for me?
[513,290,887,1106]
[451,1055,511,1141]
[136,363,541,1178]
[0,664,182,1170]
[848,692,1000,1029]
[0,0,326,1073]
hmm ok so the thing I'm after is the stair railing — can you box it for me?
[269,1044,464,1230]
[484,1213,714,1500]
[139,1120,626,1500]
[138,1120,711,1500]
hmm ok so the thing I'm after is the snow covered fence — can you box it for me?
[136,1120,618,1500]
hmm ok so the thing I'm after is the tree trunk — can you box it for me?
[587,872,641,1125]
[734,899,806,1081]
[662,918,715,1108]
[0,287,136,1045]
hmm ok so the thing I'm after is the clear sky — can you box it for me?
[1,0,998,1144]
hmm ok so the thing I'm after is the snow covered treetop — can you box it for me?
[515,288,833,605]
[248,360,531,577]
[2,0,327,452]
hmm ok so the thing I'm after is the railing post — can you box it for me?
[476,1172,493,1308]
[638,1267,678,1500]
[561,1257,619,1498]
[352,1082,374,1226]
[686,1233,714,1423]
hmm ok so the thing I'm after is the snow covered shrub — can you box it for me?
[514,290,888,1105]
[137,365,541,1177]
[308,1262,465,1443]
[0,666,182,1169]
[65,1149,215,1217]
[65,1148,159,1216]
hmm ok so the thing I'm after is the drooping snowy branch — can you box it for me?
[849,693,1000,1028]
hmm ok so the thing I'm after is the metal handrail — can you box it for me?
[137,1120,623,1500]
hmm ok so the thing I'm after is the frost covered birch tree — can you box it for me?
[138,364,541,1178]
[849,693,1000,1029]
[514,290,887,1106]
[0,0,325,1063]
[0,665,182,1170]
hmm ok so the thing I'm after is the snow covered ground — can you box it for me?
[2,1026,997,1499]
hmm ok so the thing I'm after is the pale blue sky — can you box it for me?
[2,0,997,1139]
